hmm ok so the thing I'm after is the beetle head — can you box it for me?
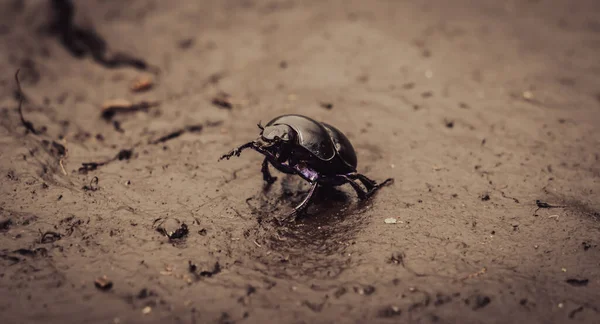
[258,124,296,147]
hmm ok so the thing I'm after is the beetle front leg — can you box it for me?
[219,141,256,161]
[261,158,278,184]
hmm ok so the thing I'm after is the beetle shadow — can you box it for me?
[245,175,375,280]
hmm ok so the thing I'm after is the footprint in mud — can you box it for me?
[243,175,374,280]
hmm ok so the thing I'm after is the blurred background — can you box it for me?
[1,1,599,323]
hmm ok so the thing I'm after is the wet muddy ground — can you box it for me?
[1,0,600,323]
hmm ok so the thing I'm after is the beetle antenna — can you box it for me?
[257,121,264,130]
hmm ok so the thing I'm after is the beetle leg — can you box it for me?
[354,174,394,191]
[285,181,318,221]
[261,158,278,184]
[347,174,394,199]
[349,173,377,191]
[341,175,369,200]
[378,178,395,187]
[219,141,256,161]
[366,176,395,192]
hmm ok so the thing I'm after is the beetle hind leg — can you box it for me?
[348,173,394,199]
[352,174,377,190]
[341,176,369,199]
[261,158,278,184]
[356,174,394,190]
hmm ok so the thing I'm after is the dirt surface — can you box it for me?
[1,0,600,323]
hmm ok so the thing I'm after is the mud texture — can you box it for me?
[1,1,600,323]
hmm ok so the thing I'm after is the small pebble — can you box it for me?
[142,306,152,314]
[320,102,333,109]
[384,218,397,224]
[155,218,188,239]
[94,276,113,291]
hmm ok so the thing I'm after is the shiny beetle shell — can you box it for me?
[321,122,357,169]
[265,114,357,170]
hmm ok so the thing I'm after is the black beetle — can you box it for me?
[219,114,393,218]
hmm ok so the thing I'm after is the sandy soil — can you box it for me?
[1,0,600,323]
